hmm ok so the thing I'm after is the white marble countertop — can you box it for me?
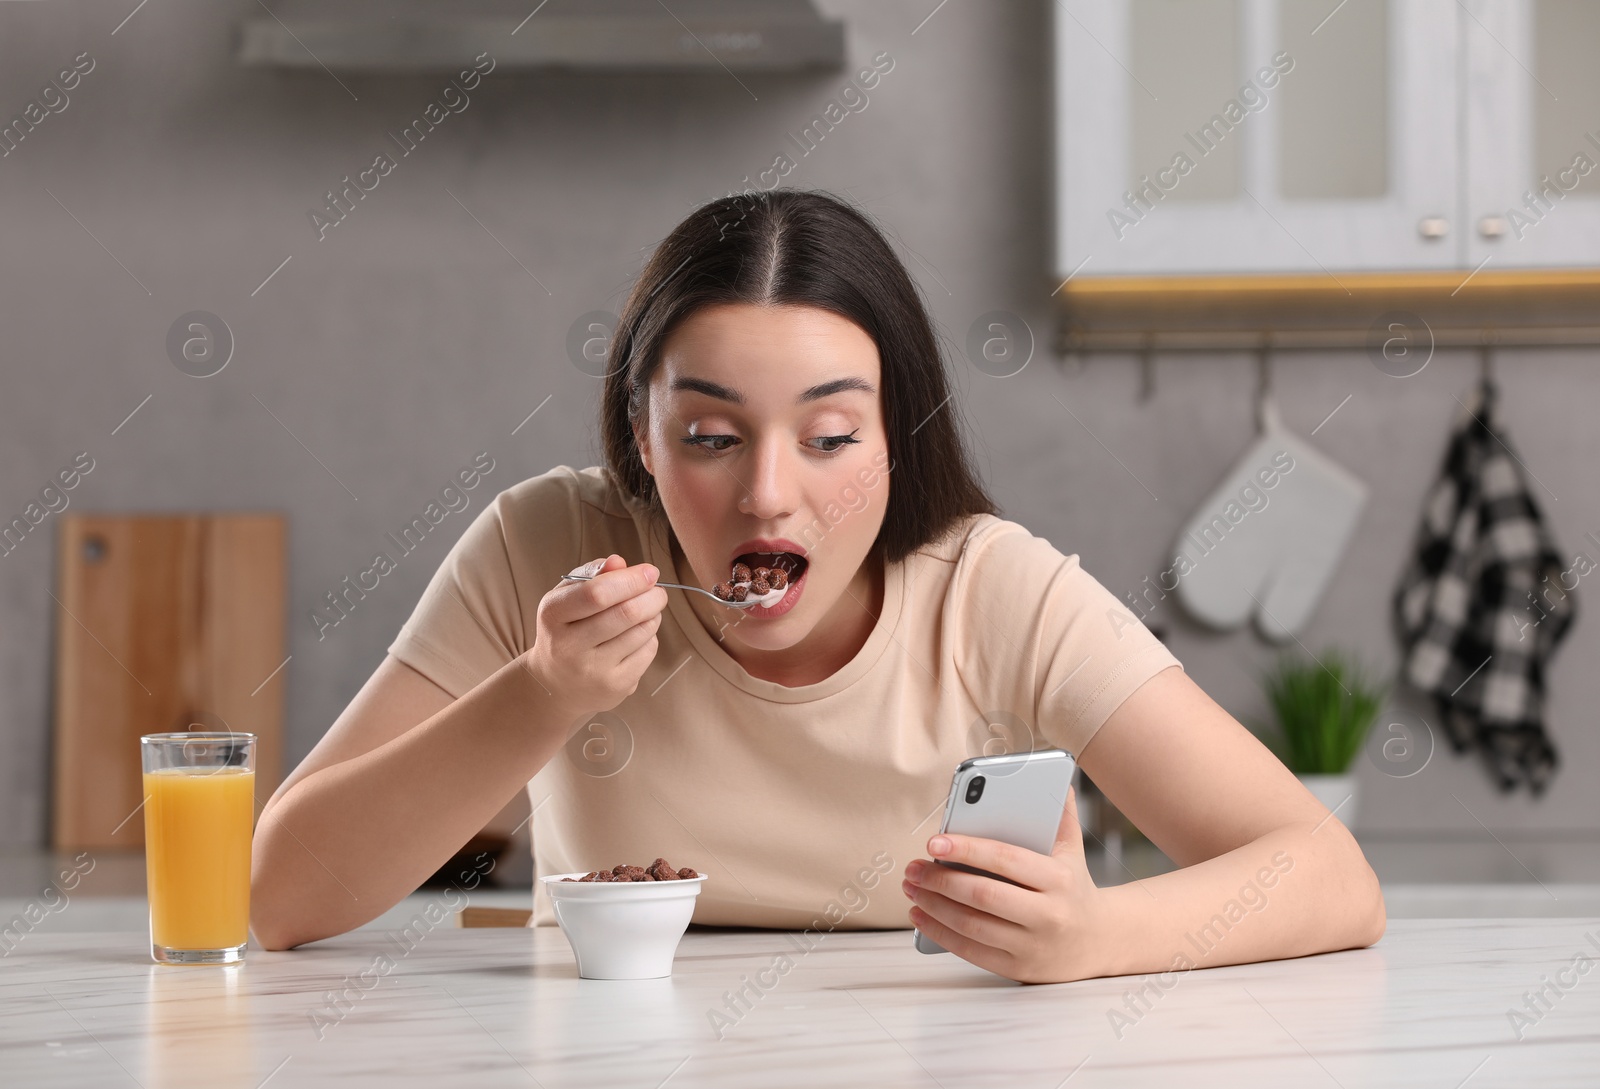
[5,920,1600,1087]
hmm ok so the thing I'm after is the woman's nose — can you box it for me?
[737,437,798,520]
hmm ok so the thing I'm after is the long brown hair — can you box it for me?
[601,188,997,564]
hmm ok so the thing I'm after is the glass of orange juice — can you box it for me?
[141,732,256,964]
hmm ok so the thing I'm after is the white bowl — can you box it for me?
[539,871,708,979]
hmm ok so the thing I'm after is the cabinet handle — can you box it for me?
[1478,215,1508,239]
[1418,217,1449,239]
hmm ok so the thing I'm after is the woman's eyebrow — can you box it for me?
[669,375,876,404]
[669,376,745,403]
[800,376,876,402]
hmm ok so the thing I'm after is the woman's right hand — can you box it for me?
[525,554,668,716]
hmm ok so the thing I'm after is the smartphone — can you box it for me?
[913,749,1077,955]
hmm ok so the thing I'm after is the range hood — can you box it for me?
[238,0,845,73]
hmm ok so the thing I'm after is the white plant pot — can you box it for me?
[1298,773,1359,829]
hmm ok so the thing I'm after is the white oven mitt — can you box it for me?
[1173,399,1367,642]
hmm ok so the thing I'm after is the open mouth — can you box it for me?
[710,549,810,606]
[733,551,808,581]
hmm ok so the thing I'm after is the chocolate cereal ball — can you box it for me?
[561,858,701,882]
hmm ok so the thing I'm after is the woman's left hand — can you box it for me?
[901,785,1109,984]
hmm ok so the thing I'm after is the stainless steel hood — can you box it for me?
[238,0,846,73]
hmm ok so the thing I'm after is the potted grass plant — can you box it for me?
[1258,651,1387,828]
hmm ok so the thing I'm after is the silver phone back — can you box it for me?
[914,749,1076,955]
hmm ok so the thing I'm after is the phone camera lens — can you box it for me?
[965,776,986,804]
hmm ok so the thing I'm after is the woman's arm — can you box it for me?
[902,665,1384,983]
[250,654,577,951]
[1074,665,1385,975]
[251,554,665,951]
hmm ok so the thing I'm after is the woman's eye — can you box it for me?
[684,431,739,450]
[810,430,862,453]
[680,429,860,455]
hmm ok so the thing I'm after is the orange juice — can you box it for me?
[143,767,256,951]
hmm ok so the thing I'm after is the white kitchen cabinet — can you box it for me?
[1054,0,1596,280]
[1464,0,1600,269]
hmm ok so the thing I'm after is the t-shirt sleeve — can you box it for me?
[386,475,579,699]
[950,519,1183,758]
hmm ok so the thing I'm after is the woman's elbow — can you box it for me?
[250,828,314,951]
[250,918,302,952]
[250,871,305,951]
[1361,877,1388,947]
[1341,832,1387,947]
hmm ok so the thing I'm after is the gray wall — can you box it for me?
[2,0,1594,848]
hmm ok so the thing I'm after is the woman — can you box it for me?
[252,189,1384,983]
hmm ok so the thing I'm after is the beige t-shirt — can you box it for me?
[386,464,1181,929]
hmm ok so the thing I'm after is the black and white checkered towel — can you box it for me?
[1392,378,1576,795]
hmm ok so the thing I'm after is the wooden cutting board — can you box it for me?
[52,514,286,850]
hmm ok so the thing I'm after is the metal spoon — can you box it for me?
[559,572,781,609]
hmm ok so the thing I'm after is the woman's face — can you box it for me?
[635,302,892,655]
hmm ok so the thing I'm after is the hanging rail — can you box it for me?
[1052,268,1600,356]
